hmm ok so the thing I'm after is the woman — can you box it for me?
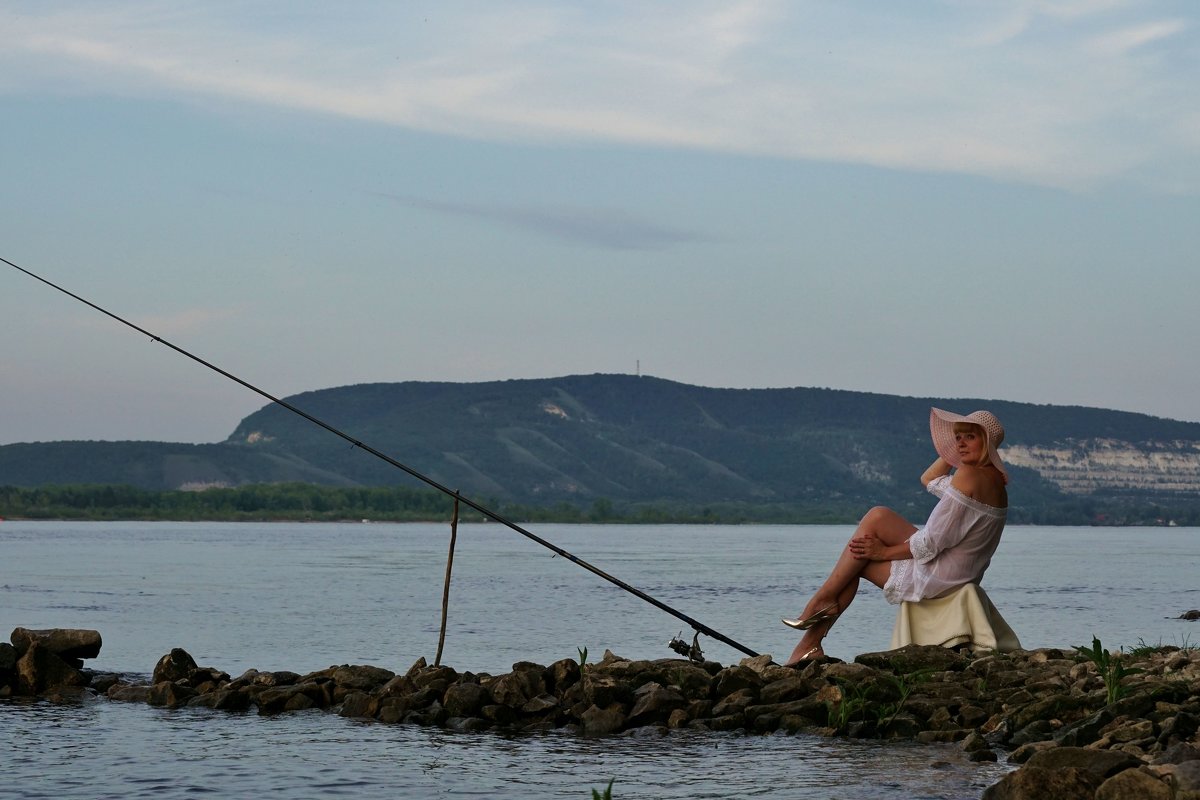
[782,407,1009,666]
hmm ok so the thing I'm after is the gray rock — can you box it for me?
[11,627,102,660]
[1095,767,1170,800]
[1158,711,1200,746]
[16,641,89,696]
[1006,740,1058,764]
[0,642,17,672]
[187,689,251,711]
[626,684,686,726]
[153,649,198,684]
[146,681,197,708]
[1009,719,1056,747]
[661,662,714,700]
[545,658,581,694]
[712,665,761,699]
[759,675,810,705]
[480,703,518,726]
[338,692,376,719]
[1153,742,1200,765]
[1170,760,1200,798]
[520,693,560,715]
[711,687,756,717]
[489,666,546,707]
[981,766,1098,800]
[1054,708,1116,747]
[707,713,746,732]
[855,644,967,674]
[580,673,633,708]
[442,682,490,718]
[961,731,990,752]
[88,673,121,694]
[581,703,626,736]
[107,683,151,703]
[332,664,396,693]
[1025,746,1141,781]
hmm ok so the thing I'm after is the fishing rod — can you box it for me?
[2,254,761,660]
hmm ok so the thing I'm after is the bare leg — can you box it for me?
[785,507,916,665]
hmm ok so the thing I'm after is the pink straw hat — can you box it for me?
[929,407,1008,482]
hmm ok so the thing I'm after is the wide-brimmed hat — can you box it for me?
[930,407,1008,482]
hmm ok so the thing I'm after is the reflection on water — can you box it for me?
[3,699,1011,800]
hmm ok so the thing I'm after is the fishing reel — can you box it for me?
[667,630,705,663]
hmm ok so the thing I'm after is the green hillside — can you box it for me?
[4,374,1200,524]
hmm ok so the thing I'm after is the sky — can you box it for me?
[2,0,1198,445]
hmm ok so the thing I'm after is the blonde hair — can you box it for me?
[953,421,992,467]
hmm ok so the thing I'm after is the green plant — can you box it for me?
[1074,636,1142,705]
[1130,633,1198,657]
[825,679,869,733]
[871,670,929,733]
[577,646,589,670]
[591,779,613,799]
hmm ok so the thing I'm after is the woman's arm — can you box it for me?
[848,532,912,562]
[920,457,952,487]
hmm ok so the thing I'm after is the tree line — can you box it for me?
[1,483,1195,526]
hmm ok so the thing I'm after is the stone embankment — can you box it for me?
[4,626,1200,800]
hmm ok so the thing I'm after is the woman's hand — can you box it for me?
[848,531,886,561]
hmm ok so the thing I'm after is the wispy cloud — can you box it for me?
[373,192,710,250]
[3,0,1197,192]
[1087,19,1187,55]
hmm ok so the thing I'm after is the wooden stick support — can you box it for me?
[435,496,459,666]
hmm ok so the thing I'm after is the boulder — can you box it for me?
[442,682,490,718]
[712,665,761,699]
[146,681,197,709]
[338,692,376,719]
[580,673,633,709]
[626,684,686,726]
[711,687,756,717]
[1,642,18,672]
[107,683,151,703]
[187,689,251,711]
[153,649,198,684]
[16,641,89,696]
[1170,761,1200,799]
[11,627,102,660]
[759,676,811,705]
[331,665,396,700]
[981,766,1099,800]
[545,658,581,694]
[488,664,546,707]
[1095,767,1170,800]
[581,703,627,736]
[1025,747,1141,782]
[661,663,714,699]
[1153,742,1200,765]
[855,644,967,674]
[520,693,559,716]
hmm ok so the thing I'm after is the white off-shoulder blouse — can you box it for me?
[883,475,1008,605]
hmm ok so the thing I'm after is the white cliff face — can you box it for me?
[1003,440,1200,494]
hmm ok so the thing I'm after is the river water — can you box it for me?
[3,521,1197,799]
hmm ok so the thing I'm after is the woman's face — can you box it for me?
[954,425,987,466]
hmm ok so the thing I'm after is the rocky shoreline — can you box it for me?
[3,626,1199,799]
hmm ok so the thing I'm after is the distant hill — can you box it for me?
[4,374,1200,524]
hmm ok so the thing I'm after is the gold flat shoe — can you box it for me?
[781,602,839,630]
